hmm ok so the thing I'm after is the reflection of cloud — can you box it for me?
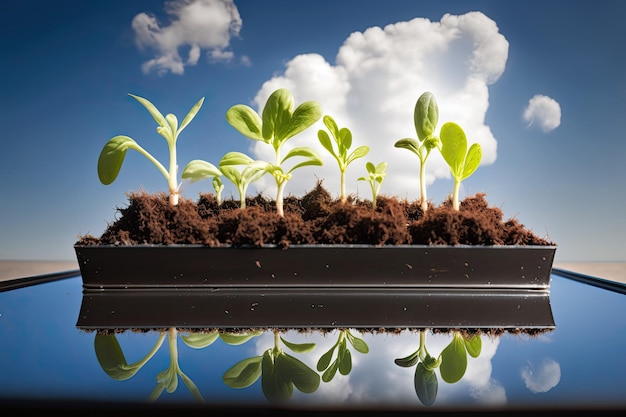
[523,95,561,132]
[132,0,245,75]
[521,359,561,393]
[247,12,508,201]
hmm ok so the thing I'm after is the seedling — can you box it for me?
[218,151,270,209]
[223,331,319,403]
[316,329,369,382]
[97,94,220,206]
[394,92,441,212]
[317,115,370,204]
[358,161,387,209]
[394,330,481,406]
[439,122,482,210]
[226,88,323,216]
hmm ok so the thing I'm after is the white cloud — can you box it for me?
[521,359,561,393]
[132,0,245,75]
[243,12,509,201]
[523,94,561,132]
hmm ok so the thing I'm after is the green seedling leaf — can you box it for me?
[261,350,293,403]
[414,91,439,141]
[94,333,164,381]
[394,138,421,155]
[223,356,263,388]
[178,97,205,135]
[181,159,222,183]
[338,344,352,376]
[262,88,294,142]
[226,104,264,141]
[181,331,219,349]
[278,352,320,394]
[277,101,323,143]
[220,331,262,346]
[97,136,140,185]
[219,151,255,166]
[462,143,482,181]
[129,93,167,130]
[395,350,421,368]
[280,335,316,353]
[346,332,370,354]
[440,122,467,177]
[317,345,337,372]
[439,333,468,384]
[414,362,438,407]
[322,359,339,383]
[464,335,482,358]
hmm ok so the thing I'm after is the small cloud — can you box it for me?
[521,359,561,393]
[523,94,561,132]
[132,0,243,75]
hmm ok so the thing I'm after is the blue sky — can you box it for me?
[1,0,625,262]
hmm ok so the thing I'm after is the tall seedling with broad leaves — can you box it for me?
[394,92,441,212]
[439,122,482,210]
[317,115,370,204]
[97,94,221,206]
[226,88,323,216]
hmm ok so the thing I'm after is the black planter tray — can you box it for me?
[74,244,557,290]
[76,287,555,330]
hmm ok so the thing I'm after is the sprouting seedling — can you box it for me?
[97,94,220,206]
[439,122,482,210]
[218,151,270,209]
[357,161,387,210]
[316,329,369,382]
[394,92,441,212]
[226,88,323,217]
[212,175,224,206]
[394,330,482,406]
[223,331,319,403]
[317,115,370,204]
[94,328,204,403]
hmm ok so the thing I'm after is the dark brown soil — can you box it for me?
[76,181,555,248]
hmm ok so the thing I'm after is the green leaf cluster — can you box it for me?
[439,122,482,210]
[358,161,387,209]
[394,331,482,406]
[97,94,219,206]
[316,329,369,382]
[226,88,323,216]
[223,333,319,403]
[318,115,370,203]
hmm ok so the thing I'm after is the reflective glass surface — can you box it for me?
[0,272,625,413]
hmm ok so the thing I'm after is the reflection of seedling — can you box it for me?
[97,94,220,206]
[218,151,270,209]
[94,328,261,403]
[94,328,203,402]
[317,115,370,204]
[226,88,323,217]
[316,329,369,382]
[394,92,441,212]
[439,122,482,210]
[358,162,387,210]
[223,331,320,403]
[394,330,481,406]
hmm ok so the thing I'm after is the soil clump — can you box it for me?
[76,181,554,248]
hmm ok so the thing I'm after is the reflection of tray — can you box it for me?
[76,288,555,330]
[74,244,557,290]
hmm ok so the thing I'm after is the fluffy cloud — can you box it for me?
[246,12,509,201]
[523,95,561,132]
[521,359,561,393]
[132,0,245,75]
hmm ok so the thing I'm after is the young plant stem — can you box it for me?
[340,171,347,204]
[168,143,179,206]
[452,179,461,211]
[420,159,428,212]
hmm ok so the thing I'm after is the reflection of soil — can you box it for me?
[77,181,554,247]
